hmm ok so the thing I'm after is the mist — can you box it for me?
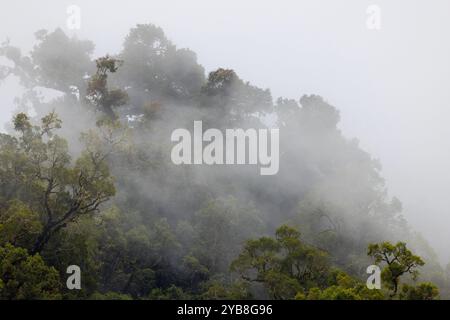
[0,0,449,300]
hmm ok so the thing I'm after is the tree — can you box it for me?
[0,243,61,300]
[368,241,425,297]
[399,283,439,300]
[200,68,272,125]
[1,23,448,301]
[400,282,439,300]
[0,28,94,94]
[86,56,128,120]
[0,112,115,254]
[0,200,42,249]
[118,24,205,107]
[201,279,252,300]
[297,270,384,300]
[192,197,263,274]
[231,225,330,299]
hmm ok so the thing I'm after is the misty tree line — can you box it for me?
[0,24,448,299]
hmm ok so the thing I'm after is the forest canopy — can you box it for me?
[0,24,448,300]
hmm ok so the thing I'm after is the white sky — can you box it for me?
[1,0,450,263]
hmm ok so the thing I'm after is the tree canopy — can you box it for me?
[0,24,446,300]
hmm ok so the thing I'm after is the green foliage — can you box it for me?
[201,279,252,300]
[119,24,205,103]
[0,243,61,299]
[200,68,272,124]
[86,55,128,120]
[0,200,42,248]
[368,241,425,297]
[192,197,263,273]
[89,291,132,300]
[0,25,446,301]
[231,225,330,299]
[0,112,115,256]
[231,226,396,300]
[149,285,190,300]
[399,282,439,300]
[297,271,385,300]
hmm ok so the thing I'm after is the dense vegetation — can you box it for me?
[0,24,448,300]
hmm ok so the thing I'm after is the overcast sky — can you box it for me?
[1,0,450,262]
